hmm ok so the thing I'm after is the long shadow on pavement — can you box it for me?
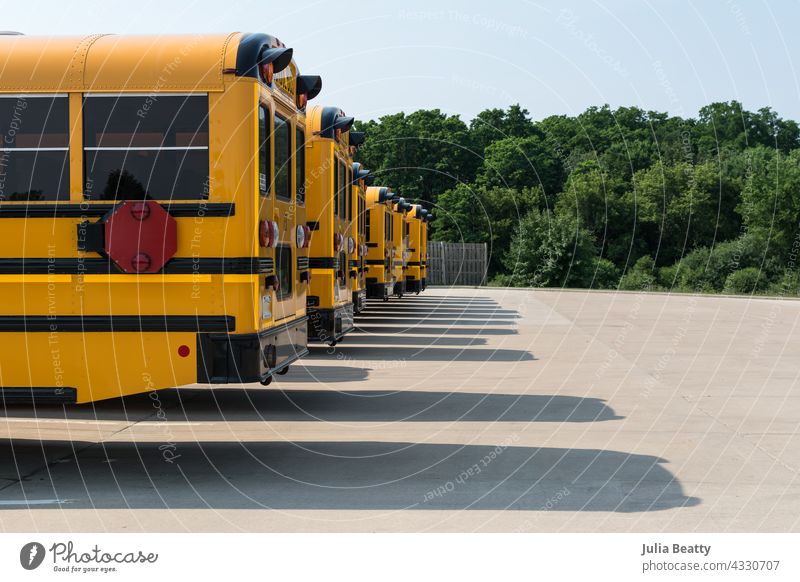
[0,389,618,423]
[0,439,699,512]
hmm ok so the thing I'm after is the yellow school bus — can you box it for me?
[390,195,411,298]
[405,205,425,294]
[364,186,395,301]
[421,209,431,290]
[304,105,358,345]
[350,158,372,313]
[0,32,320,403]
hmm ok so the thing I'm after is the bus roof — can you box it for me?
[0,32,288,93]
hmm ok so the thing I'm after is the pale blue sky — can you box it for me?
[5,0,798,123]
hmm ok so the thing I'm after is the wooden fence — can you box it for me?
[426,242,488,286]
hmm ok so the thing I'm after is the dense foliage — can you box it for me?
[354,102,800,295]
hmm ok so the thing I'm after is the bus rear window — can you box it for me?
[82,94,209,200]
[0,95,69,201]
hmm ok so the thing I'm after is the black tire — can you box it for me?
[276,366,289,376]
[260,376,273,386]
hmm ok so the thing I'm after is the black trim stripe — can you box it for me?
[0,203,235,219]
[407,261,421,266]
[297,256,310,270]
[0,257,273,275]
[0,315,234,332]
[308,257,338,269]
[366,259,386,265]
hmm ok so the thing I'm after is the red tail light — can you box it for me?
[260,62,274,84]
[303,225,312,248]
[333,232,343,252]
[296,93,307,109]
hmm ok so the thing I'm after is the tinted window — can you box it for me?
[295,126,305,205]
[274,113,291,200]
[83,95,209,200]
[337,160,346,219]
[365,205,370,241]
[345,168,351,221]
[259,105,270,195]
[0,95,69,201]
[276,245,292,300]
[332,161,339,220]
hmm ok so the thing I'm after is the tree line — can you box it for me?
[354,101,800,295]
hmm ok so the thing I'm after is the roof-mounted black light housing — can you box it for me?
[259,47,293,73]
[235,33,293,80]
[352,163,370,185]
[424,213,433,222]
[320,107,354,140]
[297,75,322,100]
[378,188,394,203]
[349,131,366,147]
[364,174,376,186]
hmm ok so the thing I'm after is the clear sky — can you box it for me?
[5,0,798,123]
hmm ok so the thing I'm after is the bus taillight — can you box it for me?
[260,62,273,84]
[296,92,307,109]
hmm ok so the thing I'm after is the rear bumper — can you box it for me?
[196,316,309,384]
[353,289,367,314]
[307,303,354,343]
[393,280,406,296]
[406,279,421,293]
[367,281,392,300]
[0,387,77,404]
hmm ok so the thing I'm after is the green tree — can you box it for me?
[433,184,540,278]
[505,209,600,288]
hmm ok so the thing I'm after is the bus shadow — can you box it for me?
[308,345,534,362]
[0,389,619,423]
[0,439,699,512]
[354,326,518,336]
[341,335,488,347]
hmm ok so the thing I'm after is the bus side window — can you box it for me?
[337,160,346,219]
[295,126,305,205]
[333,161,339,220]
[259,105,270,195]
[346,168,352,222]
[365,205,370,241]
[273,113,291,201]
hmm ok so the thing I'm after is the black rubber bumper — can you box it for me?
[366,282,392,300]
[406,279,421,293]
[307,303,355,343]
[196,316,309,383]
[353,289,367,314]
[0,387,77,404]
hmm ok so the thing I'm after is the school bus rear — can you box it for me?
[0,32,318,403]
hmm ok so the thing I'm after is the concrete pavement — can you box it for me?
[1,287,798,531]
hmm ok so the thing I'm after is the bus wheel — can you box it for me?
[328,340,337,347]
[260,376,273,386]
[276,366,289,376]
